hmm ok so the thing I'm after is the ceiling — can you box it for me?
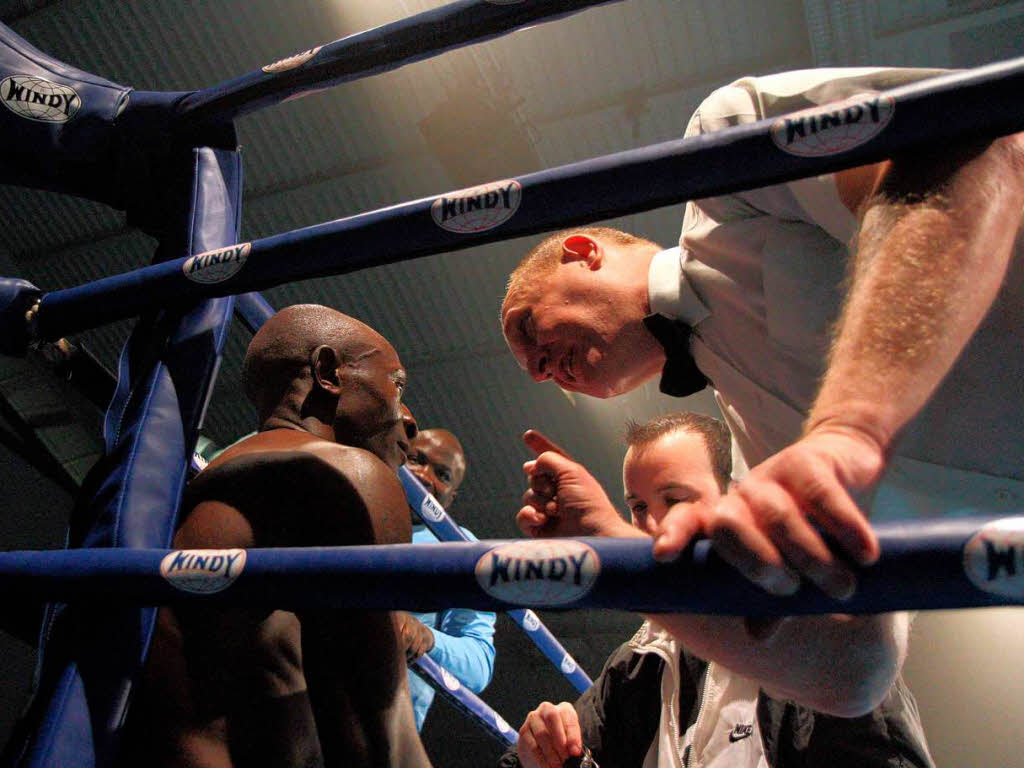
[1,0,1022,541]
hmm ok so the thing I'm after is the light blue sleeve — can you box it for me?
[426,525,497,693]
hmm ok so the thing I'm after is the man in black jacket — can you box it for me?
[502,413,932,768]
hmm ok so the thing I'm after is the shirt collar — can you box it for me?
[647,246,710,327]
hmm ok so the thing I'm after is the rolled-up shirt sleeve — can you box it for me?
[429,606,497,693]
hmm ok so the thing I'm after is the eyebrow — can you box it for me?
[625,484,696,501]
[657,483,696,495]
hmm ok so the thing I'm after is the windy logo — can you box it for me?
[521,609,541,631]
[431,180,521,233]
[441,668,461,691]
[419,493,446,522]
[1,76,80,123]
[771,93,894,157]
[182,243,251,284]
[494,713,514,735]
[475,540,599,606]
[963,517,1024,599]
[161,549,247,594]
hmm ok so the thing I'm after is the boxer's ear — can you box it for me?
[311,345,342,394]
[561,234,602,269]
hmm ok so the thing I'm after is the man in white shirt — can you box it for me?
[500,68,1024,601]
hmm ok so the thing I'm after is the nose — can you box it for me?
[400,405,418,440]
[529,351,552,382]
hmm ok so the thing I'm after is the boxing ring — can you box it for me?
[0,1,1021,766]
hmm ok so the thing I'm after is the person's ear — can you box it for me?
[561,234,602,269]
[310,344,342,395]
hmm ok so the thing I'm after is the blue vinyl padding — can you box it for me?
[0,278,41,355]
[400,468,593,693]
[33,57,1024,341]
[175,0,620,127]
[0,21,227,227]
[1,517,1023,615]
[9,148,242,768]
[0,22,130,205]
[411,655,517,747]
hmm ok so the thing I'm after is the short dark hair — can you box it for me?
[624,412,732,492]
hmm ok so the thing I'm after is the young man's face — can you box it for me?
[623,428,723,537]
[501,246,660,398]
[405,429,466,509]
[336,342,410,471]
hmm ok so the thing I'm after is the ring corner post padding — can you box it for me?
[10,147,242,768]
[0,277,41,356]
[0,20,133,207]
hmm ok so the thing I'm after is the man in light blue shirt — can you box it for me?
[401,427,497,731]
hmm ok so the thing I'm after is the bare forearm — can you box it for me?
[650,611,908,717]
[809,135,1024,449]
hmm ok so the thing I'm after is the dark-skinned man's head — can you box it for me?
[243,304,410,470]
[406,428,466,509]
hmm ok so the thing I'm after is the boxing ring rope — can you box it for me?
[410,656,518,747]
[174,0,621,127]
[23,56,1024,344]
[3,517,1023,614]
[401,467,594,693]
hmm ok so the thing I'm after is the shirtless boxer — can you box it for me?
[118,304,432,768]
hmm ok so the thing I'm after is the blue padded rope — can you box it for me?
[175,0,620,127]
[31,57,1024,342]
[401,467,593,693]
[233,292,276,334]
[2,517,1023,615]
[411,655,517,748]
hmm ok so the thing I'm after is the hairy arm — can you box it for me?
[810,134,1024,450]
[659,134,1024,600]
[651,611,909,717]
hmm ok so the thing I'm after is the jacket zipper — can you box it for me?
[686,661,718,768]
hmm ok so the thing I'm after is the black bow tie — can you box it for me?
[642,314,708,398]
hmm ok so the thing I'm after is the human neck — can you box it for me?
[260,411,335,442]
